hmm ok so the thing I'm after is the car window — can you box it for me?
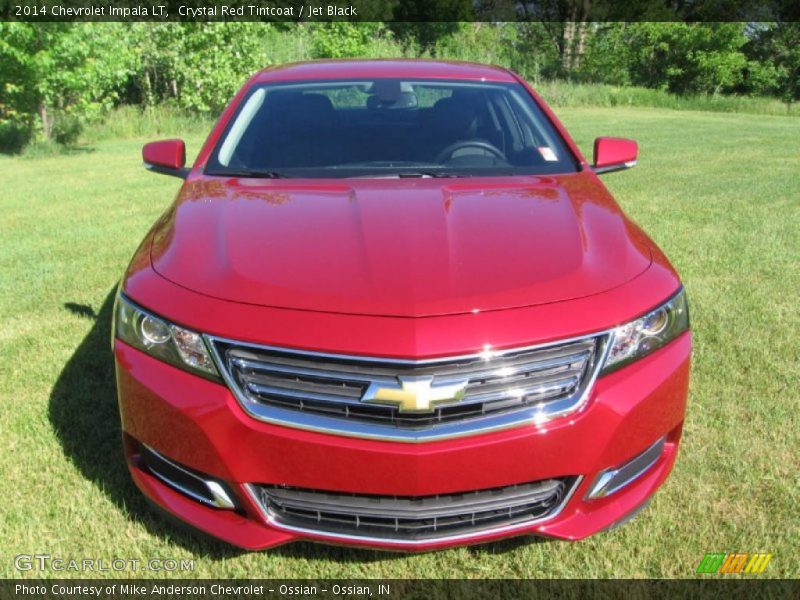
[206,79,578,178]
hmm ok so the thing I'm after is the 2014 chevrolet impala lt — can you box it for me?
[114,60,691,550]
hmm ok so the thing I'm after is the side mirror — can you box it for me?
[142,139,189,178]
[592,137,638,174]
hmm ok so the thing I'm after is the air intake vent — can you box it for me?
[139,445,237,510]
[248,477,579,542]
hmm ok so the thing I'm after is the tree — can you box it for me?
[0,23,135,140]
[575,22,631,85]
[389,0,473,49]
[171,23,271,113]
[744,22,800,106]
[625,23,748,95]
[519,1,594,76]
[309,23,389,58]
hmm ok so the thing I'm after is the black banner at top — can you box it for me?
[1,0,799,22]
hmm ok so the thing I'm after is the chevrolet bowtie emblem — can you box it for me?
[362,376,469,413]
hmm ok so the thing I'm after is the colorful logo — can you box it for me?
[696,552,772,574]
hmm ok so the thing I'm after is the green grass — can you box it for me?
[0,107,798,579]
[536,81,799,116]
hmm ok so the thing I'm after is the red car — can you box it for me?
[114,60,690,551]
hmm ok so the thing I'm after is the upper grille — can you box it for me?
[249,477,577,542]
[210,335,605,440]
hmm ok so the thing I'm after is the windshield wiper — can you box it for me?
[396,172,471,178]
[207,169,287,179]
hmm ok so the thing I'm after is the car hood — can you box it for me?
[150,173,652,317]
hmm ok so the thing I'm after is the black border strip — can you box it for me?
[2,579,798,599]
[2,0,799,23]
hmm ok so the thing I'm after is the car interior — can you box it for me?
[216,80,572,174]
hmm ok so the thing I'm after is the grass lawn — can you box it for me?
[0,107,798,579]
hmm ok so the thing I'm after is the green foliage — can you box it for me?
[0,120,33,154]
[308,22,391,58]
[1,21,799,154]
[390,0,474,48]
[125,23,188,107]
[50,112,83,146]
[536,80,798,116]
[623,23,748,95]
[743,22,800,104]
[576,23,632,86]
[744,59,783,97]
[508,23,563,83]
[124,23,275,113]
[171,23,271,112]
[428,23,518,67]
[0,22,135,147]
[83,105,214,143]
[0,22,43,126]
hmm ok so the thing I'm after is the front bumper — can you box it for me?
[115,330,690,551]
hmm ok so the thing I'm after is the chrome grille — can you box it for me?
[210,334,607,441]
[248,477,578,542]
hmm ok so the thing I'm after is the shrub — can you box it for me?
[0,119,34,154]
[51,113,84,146]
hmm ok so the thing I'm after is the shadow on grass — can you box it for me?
[50,287,241,559]
[21,144,97,159]
[466,534,548,556]
[64,302,97,319]
[48,287,392,563]
[49,286,546,564]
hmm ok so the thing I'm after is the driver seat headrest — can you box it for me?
[432,97,479,139]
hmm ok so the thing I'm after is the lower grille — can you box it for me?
[248,477,578,542]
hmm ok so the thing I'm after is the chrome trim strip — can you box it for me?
[230,343,591,373]
[142,445,236,510]
[244,476,583,547]
[245,381,364,405]
[586,437,666,500]
[593,160,637,175]
[461,375,581,405]
[206,331,613,443]
[232,356,385,384]
[239,355,586,409]
[211,333,600,366]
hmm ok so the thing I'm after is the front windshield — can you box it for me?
[206,79,578,178]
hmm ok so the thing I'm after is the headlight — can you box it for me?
[113,293,219,380]
[601,288,689,374]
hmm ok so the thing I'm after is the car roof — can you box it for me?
[253,59,518,83]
